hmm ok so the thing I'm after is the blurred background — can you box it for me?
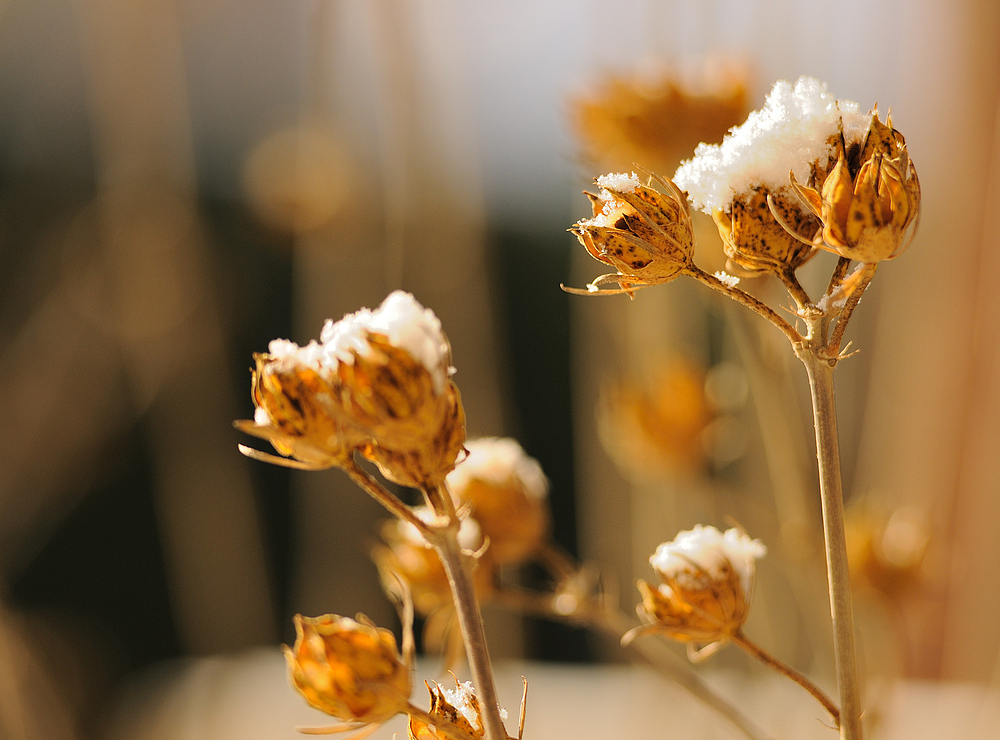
[1,0,1000,738]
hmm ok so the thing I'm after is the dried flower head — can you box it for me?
[324,292,466,487]
[570,66,749,175]
[374,508,493,618]
[597,360,714,480]
[236,292,467,486]
[446,438,550,565]
[284,613,411,729]
[409,677,521,740]
[675,77,871,276]
[845,505,930,600]
[624,525,766,656]
[234,342,362,470]
[568,171,695,296]
[789,110,920,263]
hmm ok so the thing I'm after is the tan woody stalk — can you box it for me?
[426,482,508,740]
[796,335,862,740]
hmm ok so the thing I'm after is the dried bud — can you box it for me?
[713,186,818,275]
[674,77,876,276]
[569,171,694,296]
[284,613,411,725]
[360,381,467,489]
[409,679,512,740]
[790,111,920,263]
[325,292,467,486]
[373,508,493,618]
[625,525,765,651]
[234,343,362,470]
[446,438,550,565]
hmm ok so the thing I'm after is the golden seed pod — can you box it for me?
[569,172,695,296]
[453,477,549,566]
[373,515,494,619]
[359,380,467,489]
[446,438,550,566]
[284,613,411,725]
[634,563,750,646]
[790,110,920,263]
[235,352,362,470]
[712,186,818,276]
[409,678,521,740]
[333,334,453,450]
[624,526,765,653]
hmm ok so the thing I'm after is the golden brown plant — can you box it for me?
[234,348,362,470]
[597,360,714,479]
[788,111,920,264]
[446,438,550,566]
[567,171,695,296]
[284,613,411,734]
[570,68,748,175]
[409,677,525,740]
[623,525,764,659]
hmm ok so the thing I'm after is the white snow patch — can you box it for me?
[674,77,870,213]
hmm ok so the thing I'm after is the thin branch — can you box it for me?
[341,459,431,535]
[731,630,840,726]
[826,263,878,358]
[685,265,802,347]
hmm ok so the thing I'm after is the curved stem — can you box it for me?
[342,459,432,535]
[778,268,812,311]
[798,351,863,740]
[685,265,802,347]
[730,630,840,726]
[826,263,878,358]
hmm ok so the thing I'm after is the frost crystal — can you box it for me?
[596,171,641,194]
[319,291,451,393]
[714,271,740,288]
[674,77,870,213]
[650,525,766,595]
[446,437,549,501]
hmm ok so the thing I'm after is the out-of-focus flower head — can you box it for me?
[234,342,364,470]
[409,678,519,740]
[597,359,714,480]
[789,109,920,263]
[624,525,766,657]
[446,438,550,566]
[373,507,493,671]
[846,505,930,601]
[569,171,695,296]
[570,65,749,176]
[284,613,411,729]
[675,77,871,277]
[373,507,493,619]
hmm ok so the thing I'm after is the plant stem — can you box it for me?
[798,350,863,740]
[730,630,839,726]
[685,266,802,346]
[342,459,433,535]
[433,533,508,740]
